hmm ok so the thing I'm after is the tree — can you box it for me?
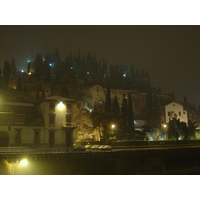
[167,118,197,140]
[127,93,135,139]
[152,93,162,129]
[168,118,179,140]
[104,85,111,113]
[3,60,11,87]
[186,120,197,139]
[120,97,128,139]
[27,61,31,74]
[55,49,62,82]
[90,111,114,142]
[34,54,43,80]
[10,58,17,77]
[112,96,120,120]
[43,58,51,82]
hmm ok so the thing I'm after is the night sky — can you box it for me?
[1,25,200,105]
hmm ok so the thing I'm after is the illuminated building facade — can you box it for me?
[163,101,188,124]
[0,94,77,148]
[83,84,147,125]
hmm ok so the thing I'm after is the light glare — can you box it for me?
[20,159,28,165]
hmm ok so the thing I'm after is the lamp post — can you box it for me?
[162,124,168,140]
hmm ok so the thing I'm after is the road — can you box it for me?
[0,144,199,154]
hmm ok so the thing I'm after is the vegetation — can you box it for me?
[167,118,197,140]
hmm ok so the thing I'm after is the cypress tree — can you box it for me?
[121,97,128,124]
[34,54,43,80]
[112,96,120,120]
[3,60,11,87]
[104,85,111,113]
[10,58,17,77]
[127,93,135,139]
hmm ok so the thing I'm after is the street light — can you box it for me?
[12,159,28,175]
[111,124,115,129]
[162,124,168,140]
[20,159,28,166]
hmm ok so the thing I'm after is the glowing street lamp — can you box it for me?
[57,101,65,110]
[111,124,115,129]
[12,159,28,175]
[20,159,28,166]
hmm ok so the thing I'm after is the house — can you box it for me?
[0,94,77,148]
[163,101,188,124]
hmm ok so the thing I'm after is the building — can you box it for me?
[83,84,147,124]
[0,94,77,148]
[163,101,188,124]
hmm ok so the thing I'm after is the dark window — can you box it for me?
[15,129,21,146]
[49,130,55,148]
[49,114,55,125]
[34,130,40,147]
[168,112,171,116]
[49,103,55,112]
[66,115,72,126]
[67,104,72,112]
[179,112,181,116]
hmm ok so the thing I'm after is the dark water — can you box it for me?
[1,152,200,175]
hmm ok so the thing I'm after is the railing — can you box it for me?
[61,122,78,128]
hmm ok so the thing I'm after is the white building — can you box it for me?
[163,101,188,124]
[0,94,77,148]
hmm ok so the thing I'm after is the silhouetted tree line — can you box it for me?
[31,49,151,93]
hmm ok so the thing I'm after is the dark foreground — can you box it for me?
[1,146,200,175]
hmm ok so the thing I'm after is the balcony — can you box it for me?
[61,122,78,128]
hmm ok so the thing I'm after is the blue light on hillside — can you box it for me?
[123,73,126,77]
[86,72,90,74]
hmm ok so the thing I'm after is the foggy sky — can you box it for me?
[0,25,200,105]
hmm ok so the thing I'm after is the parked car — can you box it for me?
[90,145,101,150]
[85,145,93,149]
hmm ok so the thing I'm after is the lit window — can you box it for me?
[86,72,90,74]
